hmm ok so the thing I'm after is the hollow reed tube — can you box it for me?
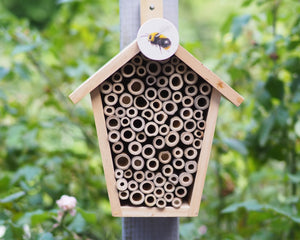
[116,178,128,191]
[136,132,147,143]
[159,124,170,136]
[168,174,179,185]
[199,82,212,95]
[100,82,112,94]
[185,85,198,97]
[121,127,136,142]
[158,151,172,164]
[156,198,167,208]
[136,66,147,77]
[165,131,180,148]
[140,180,155,194]
[114,153,131,170]
[185,161,198,174]
[112,72,123,83]
[164,192,174,203]
[154,187,165,199]
[173,158,185,170]
[145,194,156,207]
[106,116,121,131]
[184,147,198,159]
[150,99,163,112]
[162,164,174,177]
[146,158,159,172]
[121,117,130,127]
[133,171,145,183]
[154,111,168,125]
[130,116,145,132]
[179,172,194,187]
[104,93,118,106]
[184,119,197,132]
[126,107,138,118]
[163,101,178,115]
[146,61,161,76]
[197,120,206,130]
[184,70,198,85]
[114,169,124,179]
[172,147,183,159]
[130,190,145,205]
[145,170,155,181]
[172,91,183,104]
[193,139,202,149]
[112,83,124,94]
[134,95,149,110]
[170,55,180,65]
[103,106,115,116]
[194,95,210,110]
[108,130,121,143]
[142,144,156,159]
[175,62,187,74]
[121,62,136,78]
[131,156,144,170]
[153,136,165,150]
[170,116,184,132]
[164,181,175,193]
[145,87,157,101]
[180,132,194,145]
[119,93,133,108]
[162,63,175,76]
[146,75,157,86]
[156,76,169,88]
[172,197,182,208]
[119,190,129,200]
[142,109,154,121]
[128,142,143,156]
[158,87,172,101]
[128,180,138,191]
[194,130,204,139]
[124,169,133,179]
[112,142,124,154]
[182,96,194,108]
[145,122,159,137]
[131,55,143,66]
[175,186,187,198]
[193,110,203,121]
[115,107,126,118]
[128,78,145,96]
[169,73,184,91]
[180,107,193,120]
[154,173,166,187]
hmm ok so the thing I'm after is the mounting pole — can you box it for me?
[119,0,179,239]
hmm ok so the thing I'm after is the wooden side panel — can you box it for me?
[140,0,164,25]
[70,41,140,104]
[175,45,244,107]
[188,88,221,216]
[90,89,121,216]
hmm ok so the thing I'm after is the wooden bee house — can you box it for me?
[69,6,243,217]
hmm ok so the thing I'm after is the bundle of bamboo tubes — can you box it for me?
[100,53,212,208]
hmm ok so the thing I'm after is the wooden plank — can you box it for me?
[175,45,244,107]
[70,40,140,104]
[90,88,122,216]
[140,0,164,25]
[188,88,221,216]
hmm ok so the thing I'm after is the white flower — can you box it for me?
[56,195,77,214]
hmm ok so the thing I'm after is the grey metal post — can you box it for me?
[119,0,179,239]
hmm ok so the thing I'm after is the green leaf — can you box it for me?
[179,222,199,240]
[258,114,275,147]
[0,67,9,80]
[12,166,42,184]
[68,213,86,233]
[12,44,36,55]
[221,199,262,213]
[77,208,97,224]
[295,120,300,137]
[223,138,248,155]
[288,173,300,183]
[265,76,284,100]
[0,191,25,204]
[38,232,54,240]
[230,14,251,40]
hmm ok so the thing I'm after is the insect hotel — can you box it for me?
[69,15,243,217]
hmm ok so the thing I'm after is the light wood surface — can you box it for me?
[140,0,163,25]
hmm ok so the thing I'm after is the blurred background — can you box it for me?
[0,0,299,239]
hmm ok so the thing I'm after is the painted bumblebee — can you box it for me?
[148,32,171,50]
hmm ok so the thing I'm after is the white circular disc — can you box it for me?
[137,18,179,61]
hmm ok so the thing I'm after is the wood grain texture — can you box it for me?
[175,45,244,107]
[140,0,163,25]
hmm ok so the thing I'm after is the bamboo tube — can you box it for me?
[180,132,194,145]
[150,99,163,112]
[136,132,147,143]
[119,93,133,108]
[168,174,179,185]
[121,62,136,78]
[128,180,138,191]
[128,78,145,96]
[175,186,187,198]
[130,190,145,206]
[104,93,118,106]
[172,198,182,209]
[145,87,157,101]
[170,55,180,65]
[175,62,187,74]
[114,153,131,170]
[142,109,154,121]
[156,198,167,208]
[182,96,193,108]
[193,139,202,150]
[142,144,156,159]
[156,76,169,88]
[165,131,180,148]
[132,156,145,170]
[153,136,165,150]
[124,169,133,179]
[199,82,212,95]
[126,107,138,118]
[194,130,204,139]
[112,142,124,154]
[163,101,178,115]
[146,158,159,171]
[146,61,161,76]
[145,194,156,207]
[193,110,203,121]
[158,87,172,101]
[146,75,156,86]
[170,116,184,132]
[140,180,155,194]
[112,72,123,83]
[184,70,198,85]
[131,55,143,66]
[185,85,198,97]
[179,172,194,187]
[184,119,197,132]
[154,187,165,199]
[154,111,168,125]
[184,147,198,159]
[158,151,172,164]
[115,107,126,118]
[159,124,170,136]
[173,158,185,170]
[172,91,183,104]
[169,73,184,91]
[145,170,155,180]
[114,169,124,179]
[145,122,159,137]
[194,95,210,110]
[197,120,206,130]
[103,106,115,116]
[128,142,143,156]
[130,116,145,132]
[133,171,145,183]
[134,95,149,110]
[185,161,198,174]
[164,182,175,193]
[136,66,147,77]
[112,83,124,94]
[121,117,130,127]
[154,173,166,187]
[121,127,136,142]
[162,63,175,76]
[108,130,121,143]
[119,190,129,200]
[164,192,174,203]
[116,178,128,191]
[100,82,112,94]
[162,164,174,177]
[172,147,183,159]
[106,116,121,131]
[180,107,193,120]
